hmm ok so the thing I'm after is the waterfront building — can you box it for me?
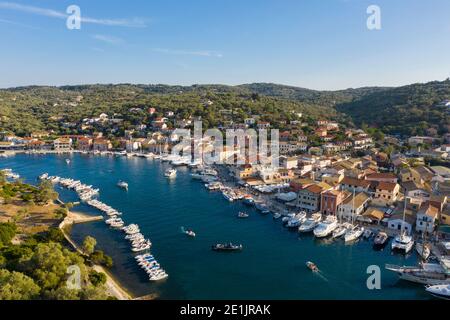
[320,189,351,216]
[53,138,72,152]
[93,139,112,152]
[415,204,439,234]
[337,192,370,221]
[372,182,400,206]
[296,182,331,213]
[340,176,371,193]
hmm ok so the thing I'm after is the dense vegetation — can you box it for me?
[0,177,114,300]
[1,80,449,137]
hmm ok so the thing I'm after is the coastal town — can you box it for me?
[1,109,450,242]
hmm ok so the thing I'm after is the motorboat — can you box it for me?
[332,223,349,239]
[391,232,414,254]
[117,181,128,190]
[273,213,282,219]
[243,196,255,206]
[306,261,319,272]
[415,242,431,260]
[164,168,177,178]
[298,213,322,233]
[363,229,373,239]
[184,228,196,237]
[313,215,338,238]
[373,232,389,249]
[425,284,450,300]
[212,243,243,251]
[344,225,365,243]
[65,159,71,164]
[286,212,306,229]
[237,212,249,218]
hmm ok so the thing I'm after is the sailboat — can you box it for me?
[344,190,364,243]
[391,197,414,254]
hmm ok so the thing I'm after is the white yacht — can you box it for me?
[313,215,338,238]
[164,168,177,178]
[286,212,307,228]
[391,232,414,254]
[298,213,322,233]
[425,284,450,300]
[332,223,350,239]
[344,225,365,243]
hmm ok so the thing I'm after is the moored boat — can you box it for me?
[212,243,243,251]
[373,231,389,249]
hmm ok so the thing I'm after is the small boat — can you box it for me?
[184,229,196,237]
[313,215,338,238]
[425,284,450,300]
[415,242,431,260]
[212,243,243,252]
[243,197,255,206]
[117,181,128,190]
[65,159,71,164]
[373,231,389,249]
[306,261,319,272]
[164,168,177,178]
[237,212,249,218]
[273,213,282,219]
[363,229,373,239]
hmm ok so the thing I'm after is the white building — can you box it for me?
[337,192,370,221]
[415,205,438,234]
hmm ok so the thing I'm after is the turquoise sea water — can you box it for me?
[1,153,431,299]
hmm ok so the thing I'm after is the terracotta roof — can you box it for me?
[342,192,370,207]
[341,177,371,188]
[363,207,385,221]
[306,184,325,194]
[376,181,398,191]
[366,172,397,180]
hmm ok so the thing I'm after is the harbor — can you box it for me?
[0,152,443,299]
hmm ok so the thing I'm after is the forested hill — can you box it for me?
[336,79,450,136]
[1,80,449,137]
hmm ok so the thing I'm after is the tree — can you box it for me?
[82,236,97,255]
[0,269,40,300]
[90,250,113,268]
[88,270,107,287]
[44,286,80,300]
[0,223,17,247]
[79,285,110,300]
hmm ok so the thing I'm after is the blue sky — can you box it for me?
[0,0,449,89]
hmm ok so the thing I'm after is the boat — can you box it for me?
[243,196,255,206]
[237,212,249,218]
[184,228,196,237]
[306,261,319,272]
[150,272,169,281]
[344,225,365,243]
[415,242,431,260]
[313,215,338,238]
[332,223,349,239]
[425,284,450,300]
[117,181,128,190]
[273,213,282,219]
[363,229,373,239]
[385,257,450,285]
[164,168,177,178]
[298,213,322,233]
[65,159,71,164]
[286,212,306,228]
[211,243,243,251]
[391,232,414,254]
[373,231,389,249]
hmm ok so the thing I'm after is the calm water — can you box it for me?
[1,153,431,299]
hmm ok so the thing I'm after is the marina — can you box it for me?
[0,153,443,299]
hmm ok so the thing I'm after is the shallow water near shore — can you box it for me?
[1,153,431,299]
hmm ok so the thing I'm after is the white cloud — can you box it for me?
[92,34,124,45]
[0,2,148,27]
[153,48,223,58]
